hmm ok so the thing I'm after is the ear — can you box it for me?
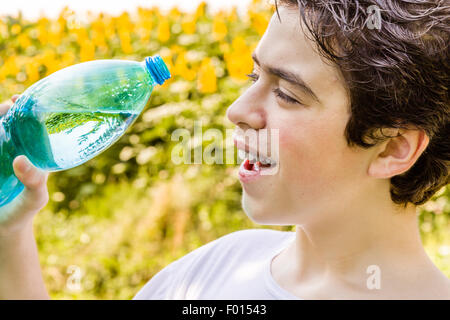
[368,128,429,179]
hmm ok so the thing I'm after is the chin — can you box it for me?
[242,192,308,226]
[242,193,290,226]
[242,193,266,224]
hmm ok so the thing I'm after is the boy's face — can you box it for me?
[227,6,375,225]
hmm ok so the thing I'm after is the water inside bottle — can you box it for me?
[12,99,139,171]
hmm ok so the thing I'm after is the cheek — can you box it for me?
[277,115,346,185]
[280,118,327,159]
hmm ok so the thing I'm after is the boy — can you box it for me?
[0,0,449,299]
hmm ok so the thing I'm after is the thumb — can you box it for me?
[0,156,49,230]
[13,155,48,190]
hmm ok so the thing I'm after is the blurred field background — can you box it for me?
[0,0,448,299]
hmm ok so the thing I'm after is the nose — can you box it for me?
[226,85,266,130]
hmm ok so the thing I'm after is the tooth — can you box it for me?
[238,149,246,160]
[260,156,270,165]
[269,156,277,165]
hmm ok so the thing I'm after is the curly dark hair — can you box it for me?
[276,0,450,207]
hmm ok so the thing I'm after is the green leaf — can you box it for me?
[45,112,118,134]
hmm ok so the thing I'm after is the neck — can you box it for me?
[286,182,429,288]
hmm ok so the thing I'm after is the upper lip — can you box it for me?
[233,136,277,164]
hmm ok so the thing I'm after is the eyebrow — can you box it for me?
[251,52,320,103]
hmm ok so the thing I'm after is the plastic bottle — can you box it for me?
[0,55,170,207]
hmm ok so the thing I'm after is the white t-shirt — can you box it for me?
[133,228,301,300]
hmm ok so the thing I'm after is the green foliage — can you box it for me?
[45,112,112,134]
[0,1,448,299]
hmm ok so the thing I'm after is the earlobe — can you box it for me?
[367,129,429,179]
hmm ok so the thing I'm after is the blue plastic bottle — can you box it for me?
[0,55,170,207]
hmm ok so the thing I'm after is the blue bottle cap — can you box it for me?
[145,55,171,85]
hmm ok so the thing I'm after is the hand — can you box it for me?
[0,95,49,236]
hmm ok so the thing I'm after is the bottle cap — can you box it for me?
[145,55,171,85]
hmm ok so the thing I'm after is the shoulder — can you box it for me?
[402,265,450,300]
[133,228,295,299]
[412,277,450,300]
[177,228,295,264]
[441,279,450,299]
[218,228,294,243]
[204,228,295,256]
[167,228,295,283]
[424,272,450,299]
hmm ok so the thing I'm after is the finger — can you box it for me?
[0,104,10,116]
[13,156,48,191]
[12,156,49,211]
[0,95,19,115]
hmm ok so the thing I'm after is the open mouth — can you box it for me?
[243,159,272,171]
[239,149,277,172]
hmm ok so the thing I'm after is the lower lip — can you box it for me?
[238,159,270,183]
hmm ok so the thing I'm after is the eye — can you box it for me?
[272,88,302,105]
[246,72,259,83]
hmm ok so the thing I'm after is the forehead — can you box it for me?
[255,6,347,106]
